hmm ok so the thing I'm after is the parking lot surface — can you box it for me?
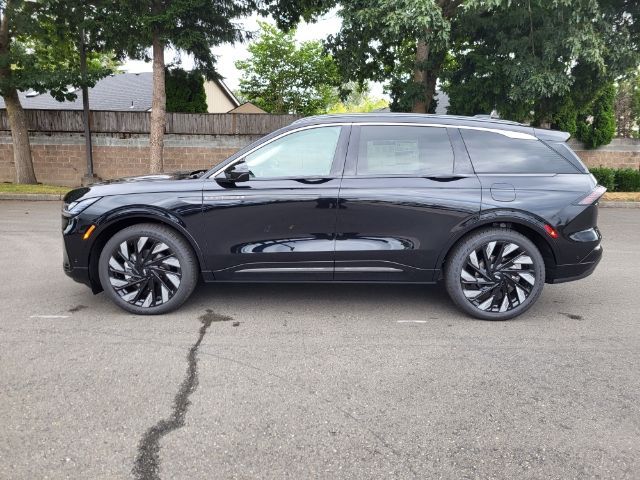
[1,201,639,479]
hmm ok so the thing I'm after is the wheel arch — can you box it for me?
[436,213,558,279]
[87,210,205,293]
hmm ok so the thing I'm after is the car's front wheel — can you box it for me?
[98,223,199,314]
[445,228,545,320]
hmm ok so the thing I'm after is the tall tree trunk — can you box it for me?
[149,27,165,173]
[412,40,430,113]
[411,40,439,114]
[411,1,462,114]
[0,3,37,184]
[4,89,36,183]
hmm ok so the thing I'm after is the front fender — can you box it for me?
[90,205,206,267]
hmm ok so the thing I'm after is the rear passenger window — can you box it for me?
[356,126,454,176]
[460,130,578,174]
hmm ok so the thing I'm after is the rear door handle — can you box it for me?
[425,175,469,182]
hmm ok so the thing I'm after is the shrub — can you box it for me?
[166,68,208,113]
[576,83,617,149]
[590,167,616,191]
[589,167,640,192]
[614,168,640,192]
[552,97,577,136]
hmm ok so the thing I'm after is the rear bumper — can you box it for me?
[546,244,602,284]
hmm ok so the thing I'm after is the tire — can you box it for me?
[98,223,199,315]
[444,228,545,321]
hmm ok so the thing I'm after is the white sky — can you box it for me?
[123,10,386,98]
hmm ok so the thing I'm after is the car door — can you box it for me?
[201,124,350,281]
[334,124,482,282]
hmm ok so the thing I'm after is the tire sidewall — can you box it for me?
[445,229,545,321]
[98,224,198,315]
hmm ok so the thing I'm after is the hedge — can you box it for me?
[590,167,640,192]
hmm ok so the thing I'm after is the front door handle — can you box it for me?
[296,178,333,185]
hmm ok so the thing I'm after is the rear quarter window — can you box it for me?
[460,130,579,174]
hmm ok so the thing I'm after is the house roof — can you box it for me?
[227,102,266,114]
[0,72,154,111]
[0,72,239,112]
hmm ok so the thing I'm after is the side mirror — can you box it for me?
[222,162,251,183]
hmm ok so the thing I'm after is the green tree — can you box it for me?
[0,1,116,184]
[236,22,340,115]
[443,0,639,132]
[327,0,463,113]
[165,68,207,113]
[114,1,331,171]
[117,0,258,172]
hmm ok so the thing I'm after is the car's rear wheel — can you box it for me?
[98,223,198,314]
[445,228,545,320]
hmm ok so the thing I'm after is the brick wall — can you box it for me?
[0,132,638,187]
[0,132,262,186]
[569,139,640,170]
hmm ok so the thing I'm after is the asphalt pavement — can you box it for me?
[0,201,638,479]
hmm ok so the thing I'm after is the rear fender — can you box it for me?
[434,209,559,273]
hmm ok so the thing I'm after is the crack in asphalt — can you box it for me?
[79,323,418,478]
[132,309,232,480]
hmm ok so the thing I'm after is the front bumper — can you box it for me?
[63,235,92,288]
[546,244,603,284]
[62,211,100,291]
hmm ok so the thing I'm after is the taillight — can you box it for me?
[575,185,607,205]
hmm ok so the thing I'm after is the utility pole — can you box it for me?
[79,27,96,185]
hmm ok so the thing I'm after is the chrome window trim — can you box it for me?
[208,122,537,179]
[353,122,537,140]
[475,173,558,177]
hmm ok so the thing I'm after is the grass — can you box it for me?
[603,192,640,202]
[0,183,73,195]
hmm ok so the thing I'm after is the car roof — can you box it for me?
[291,113,570,142]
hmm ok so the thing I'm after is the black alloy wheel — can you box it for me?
[107,236,182,308]
[98,224,198,314]
[445,228,545,320]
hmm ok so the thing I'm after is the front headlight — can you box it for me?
[63,196,102,216]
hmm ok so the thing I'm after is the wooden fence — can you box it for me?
[0,110,302,135]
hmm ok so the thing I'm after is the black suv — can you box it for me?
[62,114,604,320]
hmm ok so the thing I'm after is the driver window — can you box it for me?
[243,126,342,179]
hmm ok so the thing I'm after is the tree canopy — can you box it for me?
[327,1,463,113]
[0,1,118,101]
[236,22,340,115]
[442,0,639,146]
[0,0,124,183]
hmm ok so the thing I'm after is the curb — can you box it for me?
[0,193,64,201]
[600,201,640,208]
